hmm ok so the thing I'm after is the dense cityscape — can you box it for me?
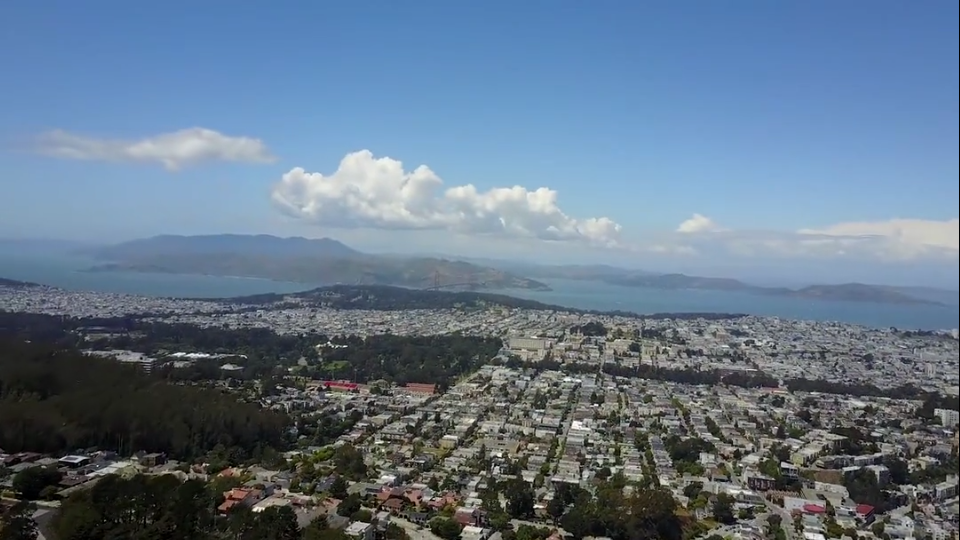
[2,1,957,540]
[0,281,957,540]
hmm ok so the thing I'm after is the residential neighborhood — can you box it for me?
[0,284,958,540]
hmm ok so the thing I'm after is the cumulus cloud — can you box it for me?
[271,150,622,246]
[35,127,275,170]
[666,214,958,262]
[676,213,723,233]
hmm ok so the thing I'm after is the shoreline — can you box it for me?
[1,273,958,333]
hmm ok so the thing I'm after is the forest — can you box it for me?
[0,311,505,386]
[305,334,503,387]
[46,473,349,540]
[0,337,290,459]
[139,327,503,387]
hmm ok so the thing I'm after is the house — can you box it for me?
[217,488,263,514]
[454,507,483,527]
[344,521,375,540]
[461,525,492,540]
[780,462,799,479]
[404,383,437,396]
[855,504,875,523]
[381,498,404,513]
[409,454,437,470]
[252,496,291,513]
[746,474,776,491]
[138,453,167,467]
[404,511,429,525]
[440,435,461,449]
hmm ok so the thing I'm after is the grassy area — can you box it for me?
[321,360,350,373]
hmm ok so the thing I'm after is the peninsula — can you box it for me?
[83,234,551,292]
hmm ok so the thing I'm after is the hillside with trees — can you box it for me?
[0,312,505,387]
[49,473,348,540]
[0,337,290,459]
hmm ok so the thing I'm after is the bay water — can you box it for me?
[0,254,956,331]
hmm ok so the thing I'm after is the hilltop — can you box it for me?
[456,259,953,306]
[604,273,946,306]
[84,234,551,291]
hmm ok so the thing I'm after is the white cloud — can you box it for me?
[35,127,275,170]
[664,214,960,263]
[798,218,959,254]
[676,213,723,233]
[271,150,622,246]
[665,214,959,262]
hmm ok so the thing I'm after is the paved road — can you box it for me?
[510,518,568,534]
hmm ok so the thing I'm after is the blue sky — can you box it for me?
[1,1,957,286]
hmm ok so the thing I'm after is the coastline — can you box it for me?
[0,254,957,331]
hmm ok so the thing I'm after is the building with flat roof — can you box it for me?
[88,350,156,372]
[59,455,91,468]
[344,521,374,540]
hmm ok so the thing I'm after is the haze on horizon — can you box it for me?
[0,1,957,289]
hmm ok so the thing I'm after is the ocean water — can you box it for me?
[0,254,957,331]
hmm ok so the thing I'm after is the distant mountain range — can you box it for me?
[460,258,956,306]
[4,233,952,306]
[0,277,40,289]
[493,262,657,281]
[83,234,551,291]
[603,274,949,306]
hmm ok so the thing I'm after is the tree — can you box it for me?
[0,501,37,540]
[333,445,368,481]
[329,475,348,499]
[337,494,362,517]
[12,467,62,500]
[505,481,535,519]
[49,472,317,540]
[712,493,736,525]
[559,498,593,539]
[303,516,351,540]
[0,337,289,461]
[884,458,909,485]
[546,496,565,522]
[386,523,410,540]
[429,517,462,540]
[682,481,703,500]
[351,510,373,523]
[254,505,300,540]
